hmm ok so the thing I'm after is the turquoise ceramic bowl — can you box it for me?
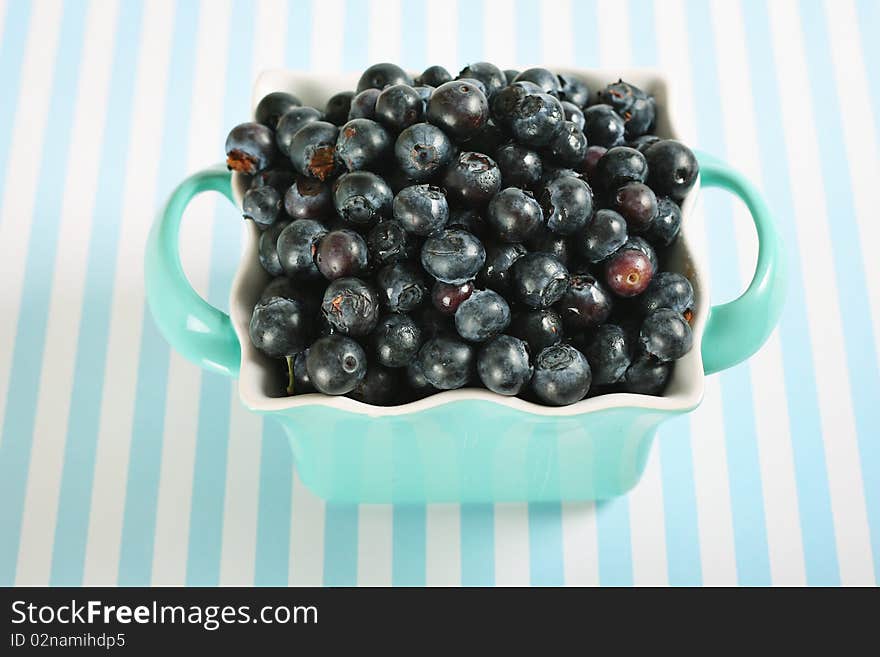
[145,70,786,503]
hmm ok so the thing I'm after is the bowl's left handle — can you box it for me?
[145,165,241,377]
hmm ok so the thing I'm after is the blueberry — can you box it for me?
[561,101,585,130]
[446,207,489,239]
[413,85,434,108]
[531,344,591,406]
[376,261,428,312]
[584,324,632,386]
[555,273,612,331]
[455,76,489,98]
[426,80,490,141]
[491,82,538,128]
[348,364,398,405]
[417,64,452,87]
[479,242,528,293]
[321,277,380,336]
[454,289,511,342]
[275,106,323,156]
[461,119,506,155]
[624,236,659,273]
[393,184,449,236]
[289,121,340,181]
[556,74,591,108]
[458,62,507,99]
[525,226,571,267]
[249,296,311,358]
[624,354,672,395]
[325,91,355,126]
[487,187,543,243]
[276,219,326,279]
[441,151,502,208]
[255,91,302,129]
[315,228,369,280]
[283,175,332,220]
[249,169,296,195]
[644,139,699,202]
[367,219,412,265]
[421,229,486,284]
[417,337,475,390]
[599,79,655,139]
[336,118,391,171]
[504,69,520,84]
[348,88,381,120]
[242,185,281,228]
[510,309,564,353]
[374,313,423,368]
[258,218,290,276]
[510,93,565,147]
[374,84,424,133]
[583,104,625,149]
[513,67,560,94]
[510,253,570,308]
[640,308,693,361]
[432,280,474,315]
[225,122,276,174]
[613,182,657,234]
[594,146,648,190]
[629,134,660,154]
[394,122,454,181]
[405,359,435,397]
[605,247,654,297]
[539,175,593,236]
[575,208,628,263]
[637,271,694,315]
[580,145,607,182]
[477,335,533,395]
[306,334,368,395]
[645,196,682,247]
[543,120,588,168]
[357,62,413,92]
[495,143,543,190]
[333,171,392,226]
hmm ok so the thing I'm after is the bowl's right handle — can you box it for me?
[144,165,241,377]
[696,151,787,375]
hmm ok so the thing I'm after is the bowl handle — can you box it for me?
[696,151,787,374]
[144,166,241,377]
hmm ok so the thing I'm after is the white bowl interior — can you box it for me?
[230,69,708,417]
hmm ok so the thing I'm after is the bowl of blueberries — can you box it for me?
[145,63,785,503]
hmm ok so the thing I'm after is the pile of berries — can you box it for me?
[226,63,698,407]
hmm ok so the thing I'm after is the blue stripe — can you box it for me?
[185,0,254,588]
[571,0,599,68]
[0,0,88,587]
[343,0,368,72]
[392,506,426,586]
[740,0,840,586]
[855,0,880,156]
[400,0,427,73]
[285,0,312,69]
[460,504,494,585]
[254,420,293,586]
[595,498,634,586]
[529,504,564,586]
[685,0,771,586]
[117,0,201,586]
[797,0,880,583]
[456,0,484,68]
[0,0,31,207]
[516,0,541,67]
[323,504,359,585]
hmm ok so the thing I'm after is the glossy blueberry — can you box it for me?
[446,207,489,239]
[432,280,474,315]
[348,88,381,120]
[225,122,276,174]
[348,364,399,405]
[394,122,454,182]
[405,359,435,397]
[413,85,434,107]
[426,80,490,141]
[374,84,424,133]
[441,151,502,208]
[525,226,571,267]
[289,121,340,181]
[416,337,475,390]
[461,119,506,155]
[580,145,607,182]
[336,118,391,171]
[613,182,657,234]
[249,169,296,195]
[323,90,355,126]
[555,273,612,331]
[283,174,332,220]
[306,334,368,395]
[455,77,489,98]
[479,242,528,293]
[624,236,659,273]
[249,296,311,358]
[531,344,591,406]
[510,93,565,147]
[477,335,533,396]
[623,354,672,395]
[258,219,290,276]
[594,146,648,190]
[584,324,632,386]
[255,91,302,129]
[487,187,543,243]
[458,62,507,99]
[367,219,412,265]
[575,208,628,263]
[376,261,428,312]
[599,80,656,139]
[510,253,570,308]
[276,219,326,279]
[356,62,413,92]
[561,101,585,130]
[421,229,486,284]
[275,106,323,156]
[556,74,591,108]
[417,64,452,87]
[495,143,543,190]
[490,82,540,128]
[242,185,281,228]
[637,271,694,316]
[315,229,369,280]
[393,184,449,236]
[510,309,563,353]
[333,171,393,226]
[645,196,682,247]
[543,120,588,168]
[321,277,380,336]
[374,313,423,368]
[640,308,693,361]
[644,139,699,202]
[513,67,560,94]
[629,134,660,154]
[582,104,626,149]
[454,289,511,342]
[605,247,654,297]
[539,175,593,236]
[504,69,520,84]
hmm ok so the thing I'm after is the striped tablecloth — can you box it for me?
[0,0,877,587]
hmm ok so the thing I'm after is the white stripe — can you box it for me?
[14,0,119,586]
[539,0,573,70]
[708,0,806,586]
[309,0,344,73]
[493,503,530,586]
[0,0,63,442]
[289,473,326,585]
[253,0,286,74]
[355,504,392,586]
[150,0,233,586]
[367,0,401,66]
[768,0,874,586]
[82,0,176,585]
[654,0,738,586]
[425,504,461,586]
[628,448,669,585]
[0,0,9,48]
[597,0,631,67]
[562,502,600,586]
[425,0,456,73]
[483,0,514,68]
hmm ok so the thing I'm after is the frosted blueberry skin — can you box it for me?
[276,219,327,280]
[356,62,413,92]
[556,74,591,109]
[441,151,502,208]
[640,308,693,362]
[624,354,672,395]
[242,185,282,228]
[479,242,528,294]
[543,121,588,169]
[416,337,476,390]
[561,101,585,130]
[421,229,486,285]
[335,118,391,171]
[320,277,380,337]
[249,296,311,359]
[646,197,683,247]
[593,146,648,191]
[275,107,323,156]
[454,289,511,343]
[367,219,413,266]
[333,171,393,227]
[531,344,592,406]
[583,324,632,386]
[283,175,333,220]
[495,143,544,190]
[491,82,541,128]
[477,335,533,396]
[539,175,593,236]
[258,219,290,277]
[374,313,423,369]
[510,309,564,353]
[582,104,626,149]
[225,122,276,174]
[598,80,656,139]
[486,187,544,243]
[394,123,454,182]
[510,253,570,309]
[375,261,428,313]
[393,184,449,236]
[637,272,694,316]
[555,274,613,332]
[305,335,368,395]
[510,93,565,148]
